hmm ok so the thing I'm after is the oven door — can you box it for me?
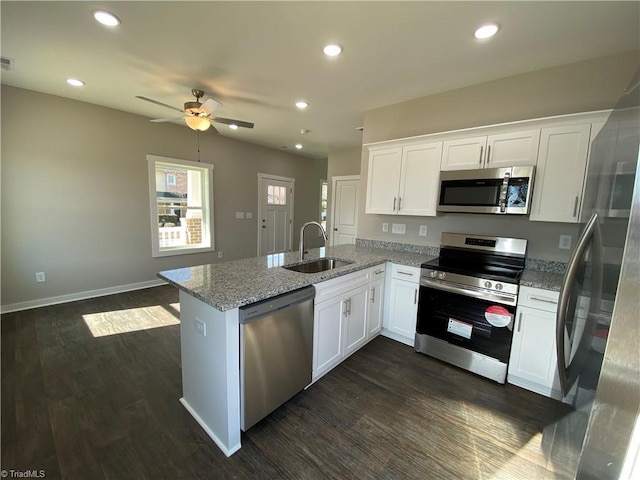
[416,284,516,363]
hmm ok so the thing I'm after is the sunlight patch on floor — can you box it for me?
[82,303,180,337]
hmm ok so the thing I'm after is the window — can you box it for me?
[267,185,287,205]
[320,180,328,231]
[147,155,214,257]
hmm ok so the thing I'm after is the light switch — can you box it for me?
[235,211,245,219]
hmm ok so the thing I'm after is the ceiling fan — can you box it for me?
[136,89,254,133]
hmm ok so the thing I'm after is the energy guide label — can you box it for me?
[447,318,473,339]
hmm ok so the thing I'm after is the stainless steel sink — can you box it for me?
[283,257,353,274]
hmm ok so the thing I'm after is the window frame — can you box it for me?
[147,154,215,258]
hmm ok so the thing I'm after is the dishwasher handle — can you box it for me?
[239,286,316,324]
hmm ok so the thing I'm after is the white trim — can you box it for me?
[330,175,360,246]
[1,279,167,314]
[179,398,241,457]
[363,109,612,149]
[256,173,295,256]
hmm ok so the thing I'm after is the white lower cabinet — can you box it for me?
[382,264,420,347]
[312,265,386,383]
[367,265,386,337]
[508,286,563,399]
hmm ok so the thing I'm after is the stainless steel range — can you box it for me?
[415,232,527,383]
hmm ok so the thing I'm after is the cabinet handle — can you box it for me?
[530,295,558,305]
[343,300,348,317]
[347,298,352,316]
[393,197,397,211]
[374,269,384,275]
[398,197,402,211]
[479,146,484,165]
[486,145,491,164]
[414,289,418,304]
[573,196,579,217]
[517,312,523,332]
[371,287,375,303]
[398,271,414,277]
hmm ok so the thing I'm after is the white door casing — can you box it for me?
[257,174,294,256]
[331,175,359,246]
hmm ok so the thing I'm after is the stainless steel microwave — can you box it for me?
[437,166,535,215]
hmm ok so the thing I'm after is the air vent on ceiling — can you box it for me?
[1,57,14,71]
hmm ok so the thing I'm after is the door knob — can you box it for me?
[333,228,338,231]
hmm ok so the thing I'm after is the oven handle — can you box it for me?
[420,277,517,306]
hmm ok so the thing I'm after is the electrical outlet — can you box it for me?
[419,225,428,237]
[246,212,253,219]
[35,272,46,283]
[217,251,224,258]
[391,223,406,234]
[382,222,389,232]
[195,318,206,337]
[559,235,573,250]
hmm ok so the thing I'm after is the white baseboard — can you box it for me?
[1,279,168,314]
[179,397,241,457]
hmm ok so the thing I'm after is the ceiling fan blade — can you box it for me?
[207,121,220,134]
[213,116,255,129]
[136,96,183,113]
[201,98,222,116]
[150,117,183,123]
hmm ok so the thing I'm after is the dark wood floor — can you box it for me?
[2,285,577,479]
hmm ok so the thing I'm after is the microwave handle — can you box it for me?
[499,172,511,213]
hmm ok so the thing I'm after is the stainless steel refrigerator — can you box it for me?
[548,70,640,479]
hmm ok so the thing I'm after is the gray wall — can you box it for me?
[1,86,327,308]
[358,51,640,261]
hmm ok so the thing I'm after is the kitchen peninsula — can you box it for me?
[158,242,434,456]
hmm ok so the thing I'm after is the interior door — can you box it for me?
[259,175,293,255]
[331,176,359,246]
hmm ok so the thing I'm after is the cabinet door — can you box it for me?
[367,277,385,338]
[530,124,591,223]
[313,295,344,379]
[343,286,369,357]
[366,147,402,214]
[441,136,487,171]
[486,129,540,168]
[397,142,442,216]
[388,279,419,342]
[508,305,558,391]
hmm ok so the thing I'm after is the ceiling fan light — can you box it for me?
[93,10,121,27]
[229,124,239,130]
[185,116,210,131]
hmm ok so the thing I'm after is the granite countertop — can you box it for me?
[158,244,436,311]
[520,269,565,292]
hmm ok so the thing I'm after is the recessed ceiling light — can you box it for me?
[295,144,303,150]
[300,129,310,135]
[474,23,499,39]
[66,78,85,87]
[229,124,239,130]
[93,10,121,27]
[323,44,342,57]
[295,101,309,110]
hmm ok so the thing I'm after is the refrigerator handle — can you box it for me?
[556,211,601,396]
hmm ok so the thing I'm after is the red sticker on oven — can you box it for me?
[485,305,512,328]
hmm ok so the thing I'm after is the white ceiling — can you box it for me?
[2,1,639,159]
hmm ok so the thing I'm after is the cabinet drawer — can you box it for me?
[370,263,387,279]
[314,268,370,304]
[390,264,420,282]
[518,286,559,313]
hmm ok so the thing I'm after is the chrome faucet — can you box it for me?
[299,221,328,261]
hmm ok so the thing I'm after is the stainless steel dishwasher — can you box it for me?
[239,285,315,431]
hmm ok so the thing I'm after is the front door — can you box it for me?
[258,174,294,255]
[331,176,359,245]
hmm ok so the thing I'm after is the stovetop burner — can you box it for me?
[420,233,528,301]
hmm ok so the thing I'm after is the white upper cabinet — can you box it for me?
[366,141,442,216]
[441,129,540,171]
[529,124,592,223]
